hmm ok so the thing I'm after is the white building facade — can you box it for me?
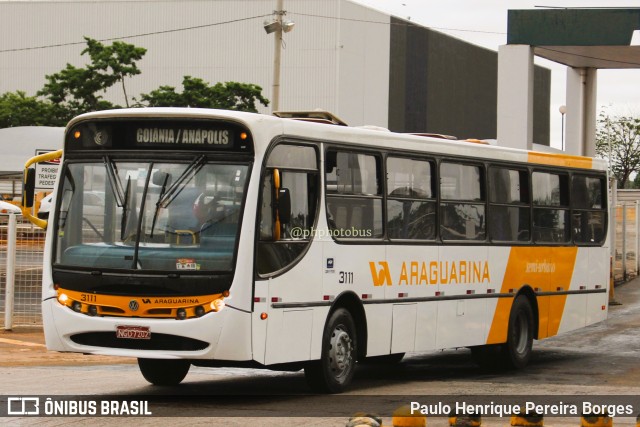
[0,0,390,127]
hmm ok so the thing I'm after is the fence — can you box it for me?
[613,202,639,283]
[0,213,45,329]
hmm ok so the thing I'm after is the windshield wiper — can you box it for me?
[149,170,171,238]
[104,156,125,207]
[157,155,206,209]
[148,155,205,238]
[120,176,133,241]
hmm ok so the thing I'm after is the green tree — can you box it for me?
[139,76,269,112]
[0,91,64,128]
[596,112,640,189]
[83,37,147,108]
[38,37,146,120]
[2,39,268,128]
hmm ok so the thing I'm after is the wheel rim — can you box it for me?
[514,310,529,355]
[328,324,353,381]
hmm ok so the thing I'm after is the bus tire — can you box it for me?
[471,296,534,371]
[137,358,190,386]
[304,308,357,393]
[503,295,534,369]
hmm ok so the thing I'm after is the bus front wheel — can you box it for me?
[137,358,190,386]
[304,308,357,393]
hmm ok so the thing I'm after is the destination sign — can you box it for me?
[65,119,253,153]
[135,127,230,146]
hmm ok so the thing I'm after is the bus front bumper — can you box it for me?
[42,298,252,361]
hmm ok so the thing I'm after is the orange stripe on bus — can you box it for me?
[527,152,593,169]
[486,247,578,344]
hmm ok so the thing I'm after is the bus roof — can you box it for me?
[66,108,607,172]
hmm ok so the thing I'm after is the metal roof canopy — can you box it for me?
[508,8,640,69]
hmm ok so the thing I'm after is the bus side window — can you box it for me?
[572,174,606,245]
[257,144,319,275]
[386,156,436,240]
[325,150,383,239]
[489,167,530,242]
[532,171,570,243]
[440,162,486,241]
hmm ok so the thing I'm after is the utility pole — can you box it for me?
[272,0,284,112]
[264,0,293,112]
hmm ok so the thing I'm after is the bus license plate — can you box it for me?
[116,326,151,340]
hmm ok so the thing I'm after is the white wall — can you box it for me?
[337,0,390,127]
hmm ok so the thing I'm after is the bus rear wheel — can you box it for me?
[503,295,534,369]
[471,295,533,370]
[304,308,357,393]
[137,358,190,386]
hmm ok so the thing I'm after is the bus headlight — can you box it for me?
[211,299,225,312]
[58,293,69,304]
[71,301,82,313]
[176,308,187,320]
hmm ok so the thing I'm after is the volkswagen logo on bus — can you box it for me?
[129,300,140,312]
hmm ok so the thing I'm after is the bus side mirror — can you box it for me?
[277,188,291,225]
[23,168,36,209]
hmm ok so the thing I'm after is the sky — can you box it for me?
[354,0,640,149]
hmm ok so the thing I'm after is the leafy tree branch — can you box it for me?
[596,112,640,188]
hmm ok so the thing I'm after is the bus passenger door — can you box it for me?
[254,144,322,366]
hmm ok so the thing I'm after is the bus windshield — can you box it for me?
[53,157,249,273]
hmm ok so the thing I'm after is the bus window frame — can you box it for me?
[324,147,385,242]
[570,172,608,246]
[487,165,531,244]
[438,159,488,243]
[385,154,438,242]
[254,139,321,279]
[531,168,571,245]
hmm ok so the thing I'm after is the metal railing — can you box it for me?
[613,202,639,283]
[1,213,45,329]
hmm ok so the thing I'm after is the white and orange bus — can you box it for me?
[22,108,609,393]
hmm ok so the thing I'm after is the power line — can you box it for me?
[289,11,505,36]
[7,6,574,57]
[0,14,271,54]
[0,9,506,55]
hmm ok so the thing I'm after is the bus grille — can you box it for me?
[70,332,209,351]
